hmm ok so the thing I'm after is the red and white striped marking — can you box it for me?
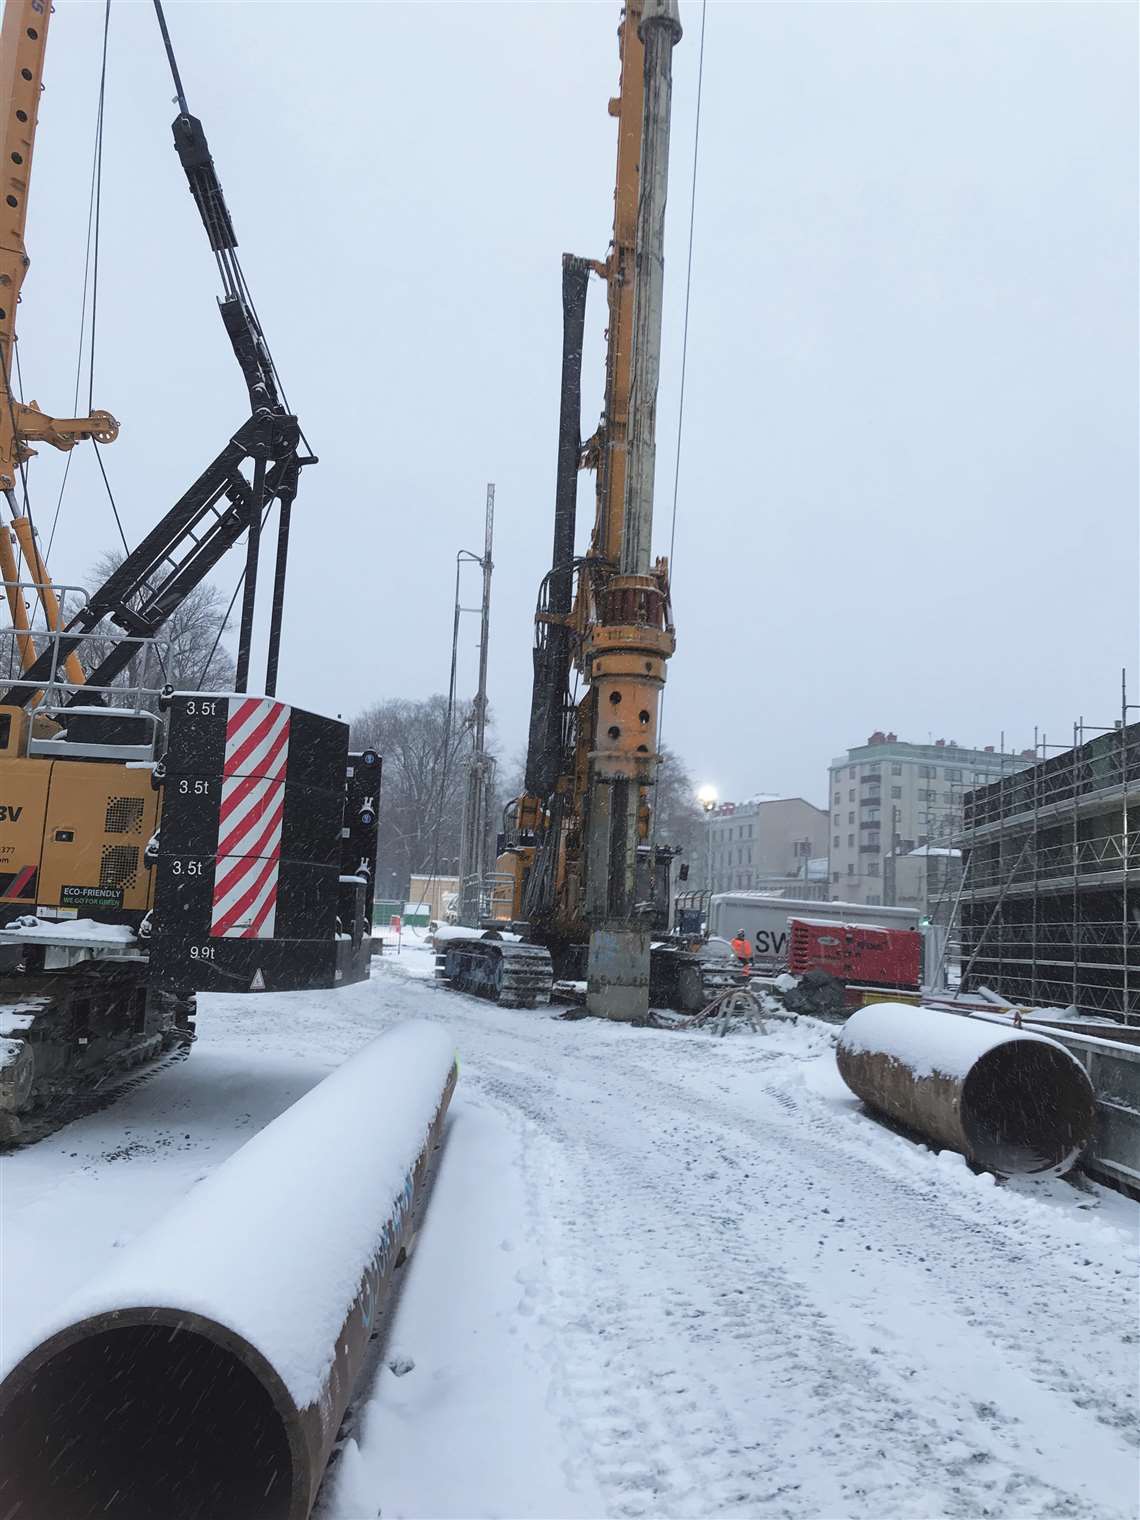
[210,697,291,939]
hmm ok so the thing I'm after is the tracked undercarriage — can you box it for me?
[0,955,194,1145]
[438,936,555,1009]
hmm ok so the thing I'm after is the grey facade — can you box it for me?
[827,732,1032,906]
[705,797,828,895]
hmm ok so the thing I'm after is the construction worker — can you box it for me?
[731,928,753,974]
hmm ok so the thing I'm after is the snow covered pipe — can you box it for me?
[0,1022,458,1520]
[836,1003,1096,1175]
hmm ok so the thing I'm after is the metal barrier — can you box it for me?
[937,1006,1140,1195]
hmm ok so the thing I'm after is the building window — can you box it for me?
[847,863,855,876]
[867,860,880,876]
[946,768,962,781]
[891,763,902,776]
[864,809,880,823]
[866,834,880,849]
[833,835,840,848]
[866,894,881,905]
[848,811,854,824]
[849,767,856,779]
[891,786,901,799]
[848,789,855,802]
[747,847,752,865]
[832,871,840,883]
[834,791,841,804]
[919,765,934,778]
[867,763,881,775]
[848,833,854,847]
[748,824,753,838]
[918,835,928,847]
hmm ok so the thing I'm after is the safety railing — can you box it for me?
[2,580,171,714]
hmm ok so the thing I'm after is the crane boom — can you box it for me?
[0,0,311,711]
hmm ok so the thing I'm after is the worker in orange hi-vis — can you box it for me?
[730,929,753,975]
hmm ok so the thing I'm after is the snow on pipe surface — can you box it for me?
[836,1002,1097,1175]
[0,1021,458,1520]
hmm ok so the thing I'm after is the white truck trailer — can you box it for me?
[709,893,921,969]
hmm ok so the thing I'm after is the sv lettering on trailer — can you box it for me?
[0,807,23,822]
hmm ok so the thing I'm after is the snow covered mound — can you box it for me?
[0,916,136,943]
[6,1021,457,1409]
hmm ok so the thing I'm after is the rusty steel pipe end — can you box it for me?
[0,1309,307,1520]
[837,1002,1097,1175]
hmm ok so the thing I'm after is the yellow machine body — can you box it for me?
[0,711,158,916]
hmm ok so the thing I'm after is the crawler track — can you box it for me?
[438,937,553,1009]
[0,1041,192,1151]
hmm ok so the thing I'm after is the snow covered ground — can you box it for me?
[2,934,1138,1520]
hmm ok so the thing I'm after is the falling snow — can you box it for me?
[2,935,1137,1519]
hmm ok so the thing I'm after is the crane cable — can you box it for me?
[665,0,706,582]
[46,0,129,564]
[652,0,706,817]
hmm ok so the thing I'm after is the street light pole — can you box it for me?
[696,784,718,926]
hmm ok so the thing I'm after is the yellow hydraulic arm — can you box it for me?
[0,0,117,681]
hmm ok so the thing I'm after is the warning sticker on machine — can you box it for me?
[60,884,124,909]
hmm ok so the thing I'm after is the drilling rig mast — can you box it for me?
[439,0,685,1021]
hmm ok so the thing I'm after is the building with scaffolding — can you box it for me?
[959,713,1139,1022]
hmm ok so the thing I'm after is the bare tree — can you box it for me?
[653,745,704,879]
[493,741,704,883]
[352,694,499,900]
[85,551,236,693]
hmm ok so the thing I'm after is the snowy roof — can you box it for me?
[907,846,962,858]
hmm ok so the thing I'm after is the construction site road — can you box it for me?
[2,934,1137,1520]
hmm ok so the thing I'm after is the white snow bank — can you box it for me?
[8,1021,457,1410]
[839,1002,1079,1080]
[431,924,521,944]
[0,916,136,943]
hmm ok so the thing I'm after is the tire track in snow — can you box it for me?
[367,964,1138,1518]
[624,1040,1138,1455]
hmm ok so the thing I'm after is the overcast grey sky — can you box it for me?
[19,0,1139,805]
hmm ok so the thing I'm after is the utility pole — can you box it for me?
[457,485,495,926]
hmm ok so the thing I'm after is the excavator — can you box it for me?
[440,0,729,1020]
[0,0,379,1140]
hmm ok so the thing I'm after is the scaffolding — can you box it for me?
[959,677,1140,1023]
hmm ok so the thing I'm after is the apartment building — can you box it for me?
[705,796,828,894]
[827,731,1032,906]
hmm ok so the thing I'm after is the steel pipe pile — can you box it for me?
[837,1002,1096,1175]
[0,1021,457,1520]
